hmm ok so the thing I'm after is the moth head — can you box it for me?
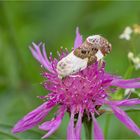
[104,43,112,55]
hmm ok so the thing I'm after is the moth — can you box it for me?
[56,35,112,79]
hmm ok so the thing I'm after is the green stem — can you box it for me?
[124,64,134,78]
[83,119,92,139]
[104,114,111,138]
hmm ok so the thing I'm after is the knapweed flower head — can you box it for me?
[12,28,140,139]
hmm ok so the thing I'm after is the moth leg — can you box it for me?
[98,59,104,68]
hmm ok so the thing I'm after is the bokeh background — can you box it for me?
[0,1,140,139]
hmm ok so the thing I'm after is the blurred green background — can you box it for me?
[0,1,140,139]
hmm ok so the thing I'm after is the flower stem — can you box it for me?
[104,114,111,138]
[83,119,92,139]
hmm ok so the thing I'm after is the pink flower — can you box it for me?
[12,28,140,139]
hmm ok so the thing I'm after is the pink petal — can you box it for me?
[40,107,66,138]
[111,78,140,88]
[12,102,54,133]
[92,113,104,140]
[110,105,140,135]
[108,98,140,107]
[42,44,52,67]
[67,111,76,140]
[29,46,41,62]
[75,110,83,139]
[30,43,54,73]
[74,27,83,49]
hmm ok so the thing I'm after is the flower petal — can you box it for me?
[110,105,140,135]
[108,98,140,107]
[92,113,104,140]
[40,107,66,138]
[75,110,83,139]
[30,43,54,73]
[74,27,83,49]
[12,102,54,133]
[67,111,76,140]
[42,44,53,67]
[110,78,140,88]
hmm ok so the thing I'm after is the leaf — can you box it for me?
[0,123,44,139]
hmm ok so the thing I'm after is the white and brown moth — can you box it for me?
[56,35,112,79]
